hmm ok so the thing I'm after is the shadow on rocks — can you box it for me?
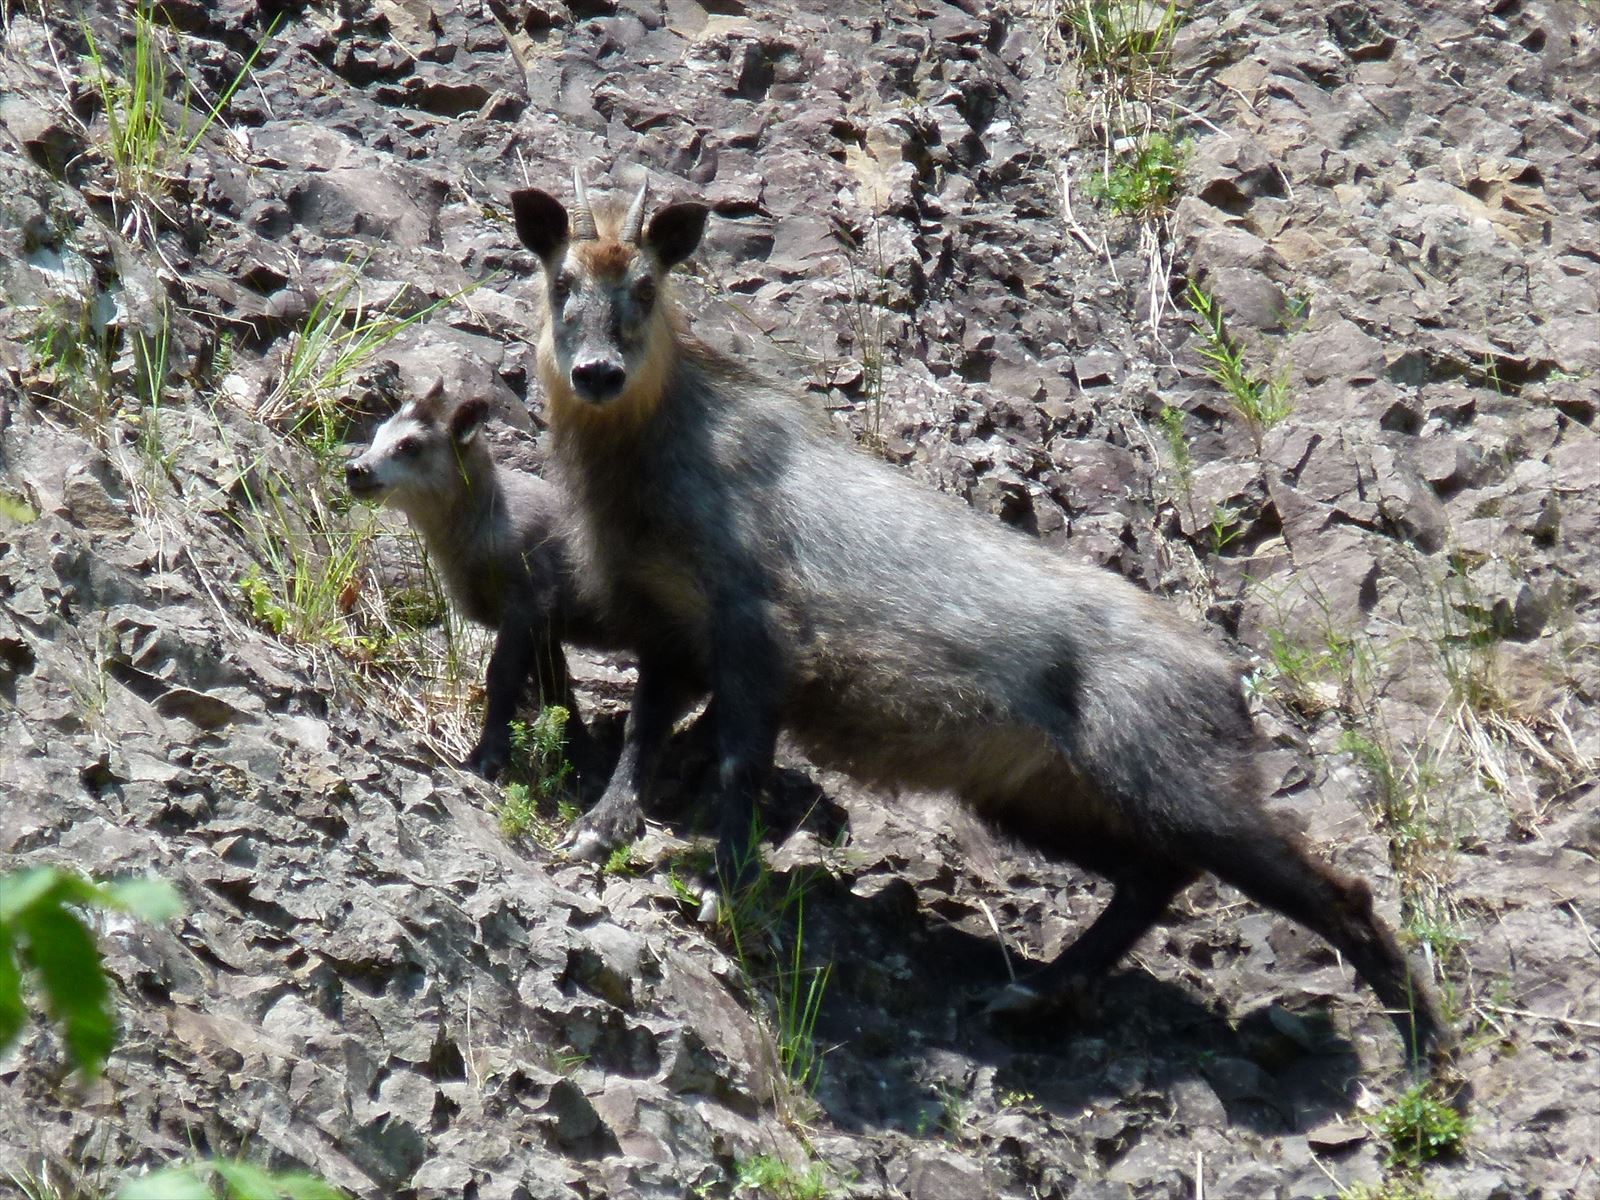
[793,870,1368,1140]
[549,719,1364,1140]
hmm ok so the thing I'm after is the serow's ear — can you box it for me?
[449,396,490,446]
[511,189,569,266]
[413,375,446,419]
[644,202,710,269]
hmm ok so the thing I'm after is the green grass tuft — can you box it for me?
[495,706,578,846]
[1090,132,1187,216]
[1058,0,1183,72]
[1184,279,1293,446]
[1372,1082,1469,1168]
[733,1154,834,1200]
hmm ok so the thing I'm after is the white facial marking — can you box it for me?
[350,410,434,500]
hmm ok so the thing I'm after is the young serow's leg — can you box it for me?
[466,621,536,781]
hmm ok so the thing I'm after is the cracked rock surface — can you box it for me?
[1,0,1597,1196]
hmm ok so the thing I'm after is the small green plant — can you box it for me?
[1476,349,1506,396]
[1260,626,1347,715]
[843,220,891,450]
[132,315,175,475]
[714,850,834,1106]
[997,1087,1039,1111]
[495,782,538,839]
[495,707,578,845]
[1184,280,1293,446]
[733,1154,833,1200]
[212,331,236,380]
[83,1,172,222]
[667,868,704,911]
[1207,502,1244,554]
[1282,292,1312,330]
[83,2,277,236]
[118,1161,344,1200]
[1338,730,1417,834]
[550,1049,589,1076]
[1089,132,1187,216]
[239,564,291,636]
[931,1081,970,1139]
[1155,404,1190,493]
[0,490,38,524]
[26,300,114,429]
[602,844,644,878]
[1339,1180,1439,1200]
[1059,0,1183,71]
[773,896,832,1095]
[385,585,448,631]
[1429,556,1513,718]
[1,868,181,1079]
[233,470,374,645]
[1402,901,1466,964]
[1371,1082,1469,1168]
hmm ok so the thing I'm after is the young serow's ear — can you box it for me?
[449,396,490,446]
[511,189,569,267]
[644,202,710,270]
[413,376,446,419]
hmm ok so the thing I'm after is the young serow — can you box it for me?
[508,171,1451,1064]
[345,385,615,779]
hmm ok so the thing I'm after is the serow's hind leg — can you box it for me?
[987,862,1196,1020]
[1192,818,1453,1067]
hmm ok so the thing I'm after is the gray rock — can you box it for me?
[2,0,1598,1196]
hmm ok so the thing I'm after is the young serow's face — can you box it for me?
[511,174,708,407]
[345,393,487,508]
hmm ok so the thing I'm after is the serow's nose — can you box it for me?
[571,360,627,400]
[346,461,381,497]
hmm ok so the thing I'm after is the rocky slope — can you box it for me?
[1,0,1597,1197]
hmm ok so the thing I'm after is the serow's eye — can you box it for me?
[633,278,657,308]
[396,438,422,458]
[552,275,574,302]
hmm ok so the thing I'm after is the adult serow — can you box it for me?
[508,172,1450,1063]
[345,385,617,779]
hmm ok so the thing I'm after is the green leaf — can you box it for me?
[105,877,184,922]
[273,1172,346,1200]
[16,902,113,1078]
[0,867,66,923]
[118,1166,215,1200]
[0,920,26,1056]
[214,1160,288,1200]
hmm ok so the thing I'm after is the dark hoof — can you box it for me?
[1410,1029,1463,1085]
[984,982,1047,1020]
[985,974,1101,1027]
[563,824,612,863]
[561,797,644,863]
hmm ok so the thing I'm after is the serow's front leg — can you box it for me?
[564,651,696,862]
[465,620,536,781]
[708,599,783,894]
